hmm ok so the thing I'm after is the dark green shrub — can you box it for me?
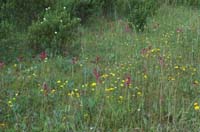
[0,21,27,62]
[98,0,116,17]
[60,0,100,23]
[0,0,55,29]
[27,8,81,56]
[127,0,159,32]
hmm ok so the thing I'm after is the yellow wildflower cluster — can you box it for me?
[194,102,200,111]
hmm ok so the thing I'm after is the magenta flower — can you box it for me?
[93,68,100,83]
[0,62,4,69]
[124,75,131,87]
[40,51,47,61]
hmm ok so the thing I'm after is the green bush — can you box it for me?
[0,21,27,62]
[127,0,159,32]
[60,0,100,24]
[0,0,55,29]
[27,8,81,56]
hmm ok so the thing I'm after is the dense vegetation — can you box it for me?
[1,0,200,131]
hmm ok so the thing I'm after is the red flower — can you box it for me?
[124,75,131,87]
[93,68,101,83]
[0,62,4,69]
[40,51,47,61]
[72,57,78,64]
[125,24,131,33]
[43,82,49,96]
[91,56,100,64]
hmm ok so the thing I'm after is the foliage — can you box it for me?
[127,0,159,32]
[1,5,200,131]
[0,21,27,62]
[27,8,81,56]
[61,0,100,23]
[0,0,55,29]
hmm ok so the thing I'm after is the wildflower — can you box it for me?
[63,6,66,10]
[181,66,186,71]
[91,56,100,64]
[144,74,148,79]
[101,74,109,78]
[110,73,115,77]
[43,17,47,21]
[76,93,80,98]
[0,123,6,128]
[137,91,142,96]
[43,82,49,96]
[74,89,78,92]
[40,51,47,61]
[125,24,131,33]
[68,91,74,97]
[57,80,61,84]
[91,82,96,87]
[105,87,115,92]
[119,96,123,101]
[8,100,13,107]
[193,80,199,85]
[54,31,58,34]
[174,66,179,69]
[51,89,56,94]
[93,68,100,83]
[72,57,78,64]
[168,76,175,81]
[124,75,131,87]
[194,105,200,111]
[194,102,200,111]
[0,61,4,69]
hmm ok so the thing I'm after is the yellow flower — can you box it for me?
[51,89,56,94]
[194,105,200,111]
[76,93,80,98]
[194,102,198,106]
[105,88,115,92]
[57,80,61,84]
[194,80,199,84]
[0,123,6,128]
[110,73,116,77]
[91,82,96,87]
[144,74,148,79]
[137,91,142,96]
[181,66,186,71]
[174,66,179,69]
[119,96,123,100]
[101,74,109,78]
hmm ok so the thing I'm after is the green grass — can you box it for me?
[1,5,200,131]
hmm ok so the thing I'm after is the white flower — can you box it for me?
[43,17,47,21]
[54,31,58,34]
[63,6,66,10]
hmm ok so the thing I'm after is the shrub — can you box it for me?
[60,0,100,24]
[127,0,159,32]
[0,0,55,29]
[0,21,27,62]
[27,8,81,56]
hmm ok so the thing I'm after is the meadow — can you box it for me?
[1,4,200,132]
